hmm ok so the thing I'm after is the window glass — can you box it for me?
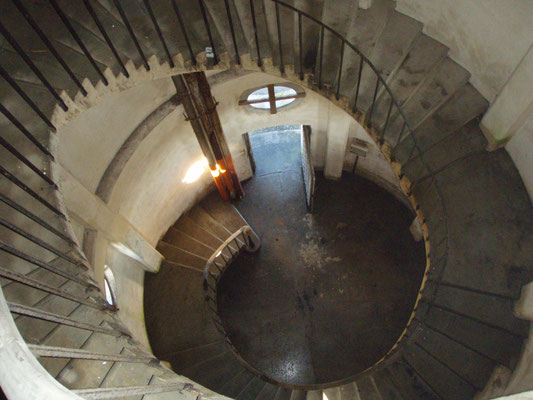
[247,85,298,110]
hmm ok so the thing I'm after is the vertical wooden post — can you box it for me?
[172,72,244,200]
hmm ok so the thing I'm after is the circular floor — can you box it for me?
[216,131,426,387]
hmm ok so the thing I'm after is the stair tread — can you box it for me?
[157,241,207,270]
[201,191,248,233]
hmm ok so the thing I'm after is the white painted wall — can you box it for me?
[395,0,533,103]
[55,70,401,350]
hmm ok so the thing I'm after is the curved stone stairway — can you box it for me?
[0,0,532,399]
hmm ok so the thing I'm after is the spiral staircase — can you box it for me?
[0,0,532,399]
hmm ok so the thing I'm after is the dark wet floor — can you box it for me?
[217,128,426,386]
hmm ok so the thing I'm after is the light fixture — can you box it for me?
[182,157,208,183]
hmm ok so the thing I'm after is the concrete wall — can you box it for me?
[54,70,400,351]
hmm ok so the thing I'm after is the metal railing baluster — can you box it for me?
[275,2,284,75]
[0,103,53,158]
[8,302,123,337]
[0,193,74,245]
[0,217,86,269]
[0,136,55,186]
[352,57,364,113]
[143,0,174,68]
[367,78,380,124]
[249,0,262,67]
[10,0,88,96]
[318,25,325,89]
[298,12,303,80]
[224,0,240,65]
[0,20,68,111]
[0,240,95,287]
[0,65,56,131]
[0,267,109,310]
[198,0,218,65]
[111,0,150,71]
[82,0,129,77]
[335,41,345,100]
[0,165,63,217]
[29,344,158,363]
[171,0,196,65]
[48,0,109,85]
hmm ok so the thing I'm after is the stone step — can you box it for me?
[425,304,524,368]
[323,387,341,400]
[394,83,489,164]
[356,10,422,112]
[371,33,449,131]
[372,368,403,400]
[204,0,249,65]
[339,0,394,98]
[181,349,242,393]
[219,368,256,398]
[290,389,307,400]
[386,56,470,144]
[236,377,267,400]
[313,0,355,85]
[0,0,105,88]
[234,0,273,63]
[262,0,295,70]
[269,387,290,400]
[162,227,216,259]
[415,322,495,390]
[386,360,439,400]
[400,119,487,184]
[256,383,280,400]
[144,263,219,357]
[201,191,249,233]
[306,390,322,400]
[92,0,167,67]
[354,376,381,400]
[172,214,225,250]
[186,205,234,242]
[402,342,478,400]
[294,0,325,75]
[157,241,207,271]
[57,0,158,74]
[338,383,359,400]
[163,340,227,370]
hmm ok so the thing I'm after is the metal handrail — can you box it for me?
[202,225,260,300]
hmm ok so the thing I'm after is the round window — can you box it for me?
[240,84,304,114]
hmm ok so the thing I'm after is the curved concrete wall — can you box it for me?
[54,70,401,350]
